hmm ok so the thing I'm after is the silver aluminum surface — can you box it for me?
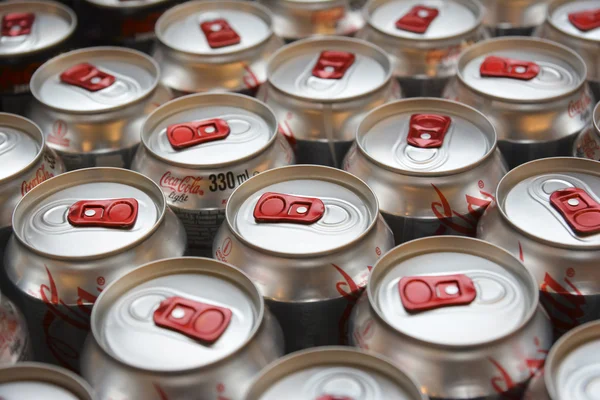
[0,293,31,365]
[444,36,593,168]
[213,165,395,352]
[350,236,552,399]
[477,157,600,336]
[245,347,426,400]
[478,0,549,35]
[132,93,294,252]
[358,0,486,97]
[536,0,600,101]
[523,370,552,400]
[257,36,399,167]
[154,0,283,95]
[573,100,600,160]
[0,362,94,399]
[343,98,506,244]
[27,46,172,170]
[4,167,186,372]
[81,257,284,400]
[258,0,365,41]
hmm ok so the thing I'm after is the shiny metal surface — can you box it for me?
[573,101,600,160]
[258,36,399,167]
[81,257,284,400]
[258,0,365,41]
[536,0,600,101]
[444,36,593,168]
[477,157,600,336]
[213,165,394,351]
[28,47,172,170]
[343,98,506,244]
[359,0,486,97]
[478,0,549,35]
[0,362,94,400]
[0,293,31,365]
[523,370,552,400]
[154,1,283,95]
[350,236,552,399]
[4,167,186,372]
[132,93,294,251]
[246,347,426,400]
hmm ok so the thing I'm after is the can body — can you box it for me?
[0,294,31,365]
[4,168,187,372]
[478,0,549,36]
[573,101,600,160]
[523,371,551,400]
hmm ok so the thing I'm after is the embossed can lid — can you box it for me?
[548,0,600,43]
[0,113,44,182]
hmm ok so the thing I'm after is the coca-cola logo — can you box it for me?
[333,263,372,344]
[278,113,296,148]
[21,164,54,196]
[160,172,204,196]
[568,91,592,118]
[47,120,70,147]
[242,64,261,90]
[215,237,232,262]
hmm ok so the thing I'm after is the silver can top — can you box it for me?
[156,1,273,56]
[246,347,425,400]
[0,113,44,182]
[356,98,497,175]
[497,157,600,249]
[90,257,263,372]
[30,46,159,114]
[366,0,482,41]
[368,236,538,346]
[142,93,278,167]
[12,167,166,258]
[0,362,94,400]
[0,0,76,57]
[457,37,587,102]
[548,0,600,43]
[84,0,170,9]
[546,320,600,400]
[226,165,379,256]
[267,37,392,102]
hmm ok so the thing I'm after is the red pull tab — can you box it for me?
[395,5,439,33]
[550,188,600,235]
[1,13,35,37]
[312,51,356,80]
[167,118,230,150]
[569,9,600,32]
[60,63,116,92]
[67,198,138,229]
[200,18,241,49]
[317,396,353,400]
[153,296,232,343]
[480,56,540,81]
[254,192,325,224]
[399,274,477,313]
[406,114,451,148]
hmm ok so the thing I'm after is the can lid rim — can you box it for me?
[354,97,500,176]
[89,257,267,373]
[0,113,46,185]
[0,0,77,59]
[367,235,541,349]
[456,36,588,104]
[83,0,172,10]
[29,46,160,115]
[140,92,280,168]
[225,164,381,258]
[11,167,168,260]
[154,0,275,58]
[546,0,600,44]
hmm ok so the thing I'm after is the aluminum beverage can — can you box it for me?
[358,0,487,98]
[535,0,600,102]
[213,165,395,353]
[0,292,31,365]
[81,257,284,400]
[444,36,593,169]
[477,157,600,337]
[244,347,426,400]
[523,320,600,400]
[258,37,400,167]
[256,0,366,42]
[27,46,172,171]
[78,0,182,55]
[153,0,283,97]
[573,100,600,160]
[3,167,187,372]
[0,362,94,399]
[478,0,549,36]
[350,236,553,399]
[0,0,76,116]
[132,93,295,256]
[343,98,507,245]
